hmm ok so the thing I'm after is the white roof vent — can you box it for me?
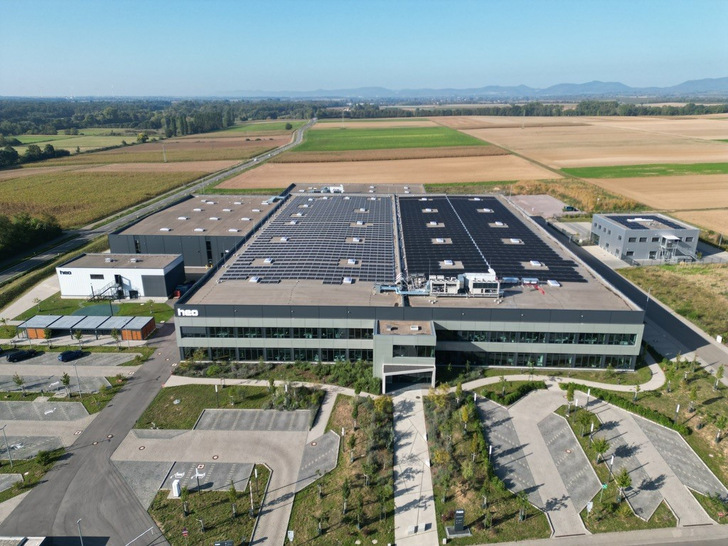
[547,280,561,287]
[530,260,543,267]
[177,216,189,220]
[444,259,454,266]
[343,277,354,284]
[194,228,205,232]
[222,208,232,212]
[228,228,240,233]
[209,217,220,221]
[241,217,251,221]
[233,201,242,205]
[193,208,203,212]
[263,257,273,264]
[159,227,172,232]
[104,257,114,263]
[410,324,421,331]
[347,258,357,265]
[252,208,261,213]
[249,276,260,283]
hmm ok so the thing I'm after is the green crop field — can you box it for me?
[318,117,429,123]
[13,135,69,144]
[0,170,206,228]
[14,135,133,154]
[562,163,728,179]
[295,126,489,152]
[215,120,305,135]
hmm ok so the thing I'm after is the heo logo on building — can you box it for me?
[59,270,72,275]
[176,308,199,317]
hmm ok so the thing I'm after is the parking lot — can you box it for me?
[0,350,139,367]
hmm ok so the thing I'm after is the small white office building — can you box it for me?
[56,253,184,300]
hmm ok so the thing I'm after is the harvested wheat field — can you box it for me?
[218,155,556,189]
[314,119,438,129]
[585,116,728,140]
[462,123,728,168]
[673,209,728,235]
[585,174,728,211]
[80,160,238,173]
[434,116,588,130]
[271,145,508,163]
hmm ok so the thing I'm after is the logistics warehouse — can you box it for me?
[174,193,644,392]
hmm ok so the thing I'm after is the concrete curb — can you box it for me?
[249,463,273,546]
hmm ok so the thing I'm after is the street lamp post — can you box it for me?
[0,425,13,469]
[73,362,83,402]
[77,518,84,546]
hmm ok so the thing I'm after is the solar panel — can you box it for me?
[221,195,396,283]
[398,196,586,283]
[605,215,685,231]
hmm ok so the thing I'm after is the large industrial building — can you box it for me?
[109,195,282,267]
[174,193,644,392]
[591,213,699,262]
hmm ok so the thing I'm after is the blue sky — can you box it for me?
[1,0,726,96]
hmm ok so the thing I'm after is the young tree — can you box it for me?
[43,328,52,349]
[13,373,25,396]
[61,372,71,397]
[181,486,189,516]
[517,490,529,522]
[714,365,724,391]
[342,478,350,515]
[500,375,507,397]
[566,383,575,416]
[110,328,120,350]
[715,415,727,444]
[593,437,610,464]
[73,330,83,348]
[460,404,472,432]
[455,381,463,406]
[615,467,632,503]
[633,384,640,402]
[689,386,698,413]
[576,409,592,437]
[33,297,42,313]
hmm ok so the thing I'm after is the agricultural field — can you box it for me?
[562,163,728,178]
[12,134,137,154]
[209,120,306,136]
[272,145,509,163]
[0,170,208,228]
[217,155,556,189]
[674,209,728,237]
[296,126,488,152]
[315,118,437,129]
[40,135,286,165]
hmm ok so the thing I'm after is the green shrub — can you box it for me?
[481,381,547,405]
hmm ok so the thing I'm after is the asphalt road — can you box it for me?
[536,217,727,370]
[0,322,179,545]
[0,119,314,286]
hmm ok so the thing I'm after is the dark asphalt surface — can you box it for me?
[0,120,313,286]
[0,322,178,545]
[536,218,727,370]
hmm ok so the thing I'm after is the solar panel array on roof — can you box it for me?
[399,196,585,283]
[222,195,396,284]
[606,215,685,230]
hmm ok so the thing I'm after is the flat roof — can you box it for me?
[19,315,148,331]
[19,315,62,329]
[377,320,433,336]
[48,316,85,330]
[115,195,281,238]
[186,194,638,312]
[101,316,134,330]
[598,213,695,231]
[73,315,111,329]
[60,253,182,270]
[124,316,155,330]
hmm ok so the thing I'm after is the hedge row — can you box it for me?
[482,381,547,406]
[560,382,691,436]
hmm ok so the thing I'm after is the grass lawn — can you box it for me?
[620,263,728,339]
[149,463,269,545]
[136,384,271,429]
[426,391,551,543]
[0,448,66,503]
[296,126,489,152]
[288,395,395,543]
[691,491,728,524]
[424,180,517,193]
[12,135,70,144]
[562,162,728,179]
[0,171,206,228]
[0,391,46,402]
[555,406,678,532]
[318,117,429,123]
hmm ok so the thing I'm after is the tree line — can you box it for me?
[0,142,70,168]
[0,213,62,258]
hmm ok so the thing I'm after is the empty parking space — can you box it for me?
[538,413,601,510]
[296,431,340,493]
[113,460,175,510]
[635,416,728,500]
[195,409,311,432]
[0,400,88,421]
[0,374,110,394]
[162,461,253,493]
[4,352,142,367]
[476,399,542,507]
[0,435,63,460]
[0,474,23,494]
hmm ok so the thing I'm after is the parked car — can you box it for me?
[6,349,38,362]
[58,350,83,362]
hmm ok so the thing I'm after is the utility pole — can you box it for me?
[1,425,13,469]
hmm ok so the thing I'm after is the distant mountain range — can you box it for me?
[226,77,728,100]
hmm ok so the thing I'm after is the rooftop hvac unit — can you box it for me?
[233,201,242,205]
[193,208,202,212]
[435,238,445,243]
[425,208,433,212]
[207,202,216,205]
[222,208,232,212]
[347,258,357,265]
[194,228,205,232]
[472,197,482,201]
[104,257,114,263]
[159,227,172,232]
[352,237,361,243]
[130,258,141,263]
[356,220,364,226]
[228,229,240,233]
[280,236,289,242]
[495,221,505,226]
[343,277,354,284]
[252,208,261,212]
[530,260,543,267]
[410,324,420,331]
[429,221,438,226]
[178,216,189,220]
[294,212,303,217]
[359,208,367,212]
[289,220,298,225]
[482,208,494,213]
[209,217,220,221]
[510,238,523,244]
[344,196,350,200]
[405,190,410,194]
[249,276,260,283]
[547,280,561,287]
[502,276,519,284]
[263,258,273,264]
[368,190,374,193]
[241,217,251,221]
[404,186,409,190]
[419,197,428,201]
[522,277,539,285]
[444,260,454,266]
[201,199,207,202]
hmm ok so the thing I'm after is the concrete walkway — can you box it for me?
[0,275,59,324]
[392,390,438,546]
[588,398,715,526]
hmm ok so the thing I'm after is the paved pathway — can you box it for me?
[588,398,715,526]
[392,390,438,546]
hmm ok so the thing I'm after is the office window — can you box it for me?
[90,274,104,280]
[652,237,659,242]
[685,237,694,242]
[639,237,647,243]
[628,237,636,243]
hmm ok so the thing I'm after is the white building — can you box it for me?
[56,253,184,300]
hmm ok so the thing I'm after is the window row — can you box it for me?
[181,326,373,340]
[438,329,636,346]
[392,345,436,358]
[181,346,373,363]
[436,350,635,370]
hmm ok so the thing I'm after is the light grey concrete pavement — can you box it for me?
[588,398,715,526]
[307,390,336,443]
[195,408,311,432]
[392,390,438,546]
[0,276,60,324]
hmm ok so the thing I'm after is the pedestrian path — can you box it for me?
[392,390,438,546]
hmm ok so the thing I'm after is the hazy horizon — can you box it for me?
[1,0,727,97]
